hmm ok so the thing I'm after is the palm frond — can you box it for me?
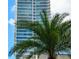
[9,40,43,56]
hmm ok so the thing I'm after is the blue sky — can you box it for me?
[8,0,15,59]
[8,0,70,59]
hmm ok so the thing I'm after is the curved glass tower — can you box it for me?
[15,0,50,59]
[16,0,50,43]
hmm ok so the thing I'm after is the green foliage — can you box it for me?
[9,10,71,59]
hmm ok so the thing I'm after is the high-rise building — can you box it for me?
[15,0,50,59]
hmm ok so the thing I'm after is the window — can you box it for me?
[18,0,32,1]
[18,2,32,4]
[18,4,32,7]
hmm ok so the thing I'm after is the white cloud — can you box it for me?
[8,18,15,26]
[50,0,71,16]
[64,14,71,20]
[11,4,16,13]
[9,4,16,26]
[50,0,71,21]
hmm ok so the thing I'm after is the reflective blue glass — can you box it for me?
[16,0,50,42]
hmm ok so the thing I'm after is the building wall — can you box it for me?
[20,54,71,59]
[39,54,48,59]
[56,55,70,59]
[38,54,70,59]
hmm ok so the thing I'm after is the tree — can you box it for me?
[9,11,71,59]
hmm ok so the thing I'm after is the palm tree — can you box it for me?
[9,10,71,59]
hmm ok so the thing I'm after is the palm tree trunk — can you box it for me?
[48,52,56,59]
[48,48,56,59]
[48,56,56,59]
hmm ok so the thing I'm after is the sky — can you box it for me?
[8,0,70,59]
[8,0,15,59]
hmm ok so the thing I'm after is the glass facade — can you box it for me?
[16,0,50,40]
[17,0,32,21]
[16,0,33,43]
[33,0,50,21]
[16,0,50,58]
